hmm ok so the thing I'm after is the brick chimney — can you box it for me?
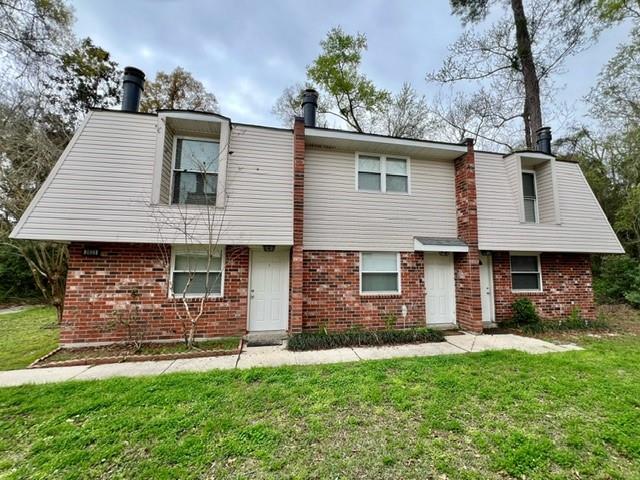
[453,138,483,333]
[289,116,305,333]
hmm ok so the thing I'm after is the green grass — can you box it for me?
[0,307,58,371]
[1,335,639,479]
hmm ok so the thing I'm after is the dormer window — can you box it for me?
[522,170,538,223]
[172,137,219,205]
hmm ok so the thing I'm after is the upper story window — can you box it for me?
[522,170,538,223]
[357,154,409,193]
[172,138,219,205]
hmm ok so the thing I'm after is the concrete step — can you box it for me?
[244,330,288,347]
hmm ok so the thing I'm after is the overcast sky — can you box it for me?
[70,0,632,134]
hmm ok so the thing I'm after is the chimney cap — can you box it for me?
[123,66,145,89]
[302,88,319,104]
[536,126,551,138]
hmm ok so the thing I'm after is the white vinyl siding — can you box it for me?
[475,151,624,253]
[305,148,457,251]
[159,124,175,203]
[535,161,558,223]
[11,112,294,245]
[360,252,401,294]
[170,246,224,298]
[510,254,542,291]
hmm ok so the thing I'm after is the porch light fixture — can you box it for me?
[263,245,276,252]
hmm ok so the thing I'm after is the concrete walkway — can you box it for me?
[0,333,582,388]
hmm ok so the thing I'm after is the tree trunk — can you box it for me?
[523,97,532,149]
[510,0,542,148]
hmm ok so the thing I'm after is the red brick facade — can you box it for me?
[453,139,483,332]
[289,117,305,333]
[57,127,600,344]
[302,251,426,331]
[492,252,596,321]
[61,243,249,345]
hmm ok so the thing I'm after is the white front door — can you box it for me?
[479,254,495,324]
[425,253,456,325]
[248,249,289,332]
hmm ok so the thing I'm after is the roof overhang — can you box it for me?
[414,237,469,252]
[158,111,230,136]
[305,127,467,160]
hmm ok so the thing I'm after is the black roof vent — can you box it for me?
[536,127,552,155]
[301,88,319,127]
[121,66,145,112]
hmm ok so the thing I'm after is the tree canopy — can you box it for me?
[140,67,219,113]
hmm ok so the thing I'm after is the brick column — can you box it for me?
[289,117,305,333]
[453,138,483,333]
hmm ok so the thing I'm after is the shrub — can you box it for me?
[511,298,540,326]
[287,328,445,351]
[594,255,640,307]
[383,313,397,330]
[521,308,609,334]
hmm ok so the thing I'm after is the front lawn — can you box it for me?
[1,334,639,479]
[0,307,58,371]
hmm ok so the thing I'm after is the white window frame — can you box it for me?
[521,169,539,223]
[359,252,402,296]
[169,245,225,299]
[510,252,543,293]
[355,153,411,194]
[169,135,220,206]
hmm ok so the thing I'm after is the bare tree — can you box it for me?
[432,0,602,147]
[0,0,73,80]
[272,82,330,127]
[374,82,432,139]
[150,130,243,348]
[0,99,71,320]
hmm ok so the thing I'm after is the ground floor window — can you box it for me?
[360,252,400,294]
[170,246,224,298]
[510,254,542,291]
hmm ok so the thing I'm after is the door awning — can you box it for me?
[414,237,469,253]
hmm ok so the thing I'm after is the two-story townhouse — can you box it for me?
[11,68,623,346]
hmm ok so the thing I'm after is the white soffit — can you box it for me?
[305,128,467,160]
[414,237,469,252]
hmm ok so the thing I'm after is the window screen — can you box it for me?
[172,249,223,297]
[361,252,400,293]
[172,139,219,205]
[522,172,537,223]
[510,255,541,291]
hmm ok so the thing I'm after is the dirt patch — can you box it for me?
[31,338,242,368]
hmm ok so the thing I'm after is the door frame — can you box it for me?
[424,252,457,326]
[479,253,496,324]
[246,246,290,332]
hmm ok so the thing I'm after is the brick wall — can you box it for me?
[61,243,249,345]
[302,251,426,331]
[289,117,305,333]
[453,139,483,332]
[492,251,595,321]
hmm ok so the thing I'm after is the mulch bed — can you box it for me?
[29,338,243,369]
